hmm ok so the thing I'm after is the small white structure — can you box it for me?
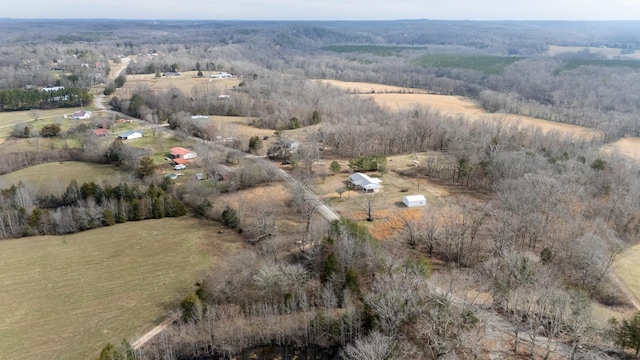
[211,72,232,79]
[402,195,426,208]
[349,172,382,192]
[218,94,231,100]
[117,130,143,140]
[70,110,92,120]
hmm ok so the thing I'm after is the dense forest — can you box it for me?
[4,19,640,359]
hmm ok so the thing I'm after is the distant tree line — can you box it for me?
[0,87,92,111]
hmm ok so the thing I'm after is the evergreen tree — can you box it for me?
[248,135,263,153]
[221,205,239,228]
[330,160,341,175]
[615,311,640,357]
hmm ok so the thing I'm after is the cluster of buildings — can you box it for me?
[349,172,426,208]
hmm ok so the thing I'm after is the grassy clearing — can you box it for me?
[415,54,523,74]
[0,161,122,196]
[615,245,640,310]
[117,72,241,95]
[0,217,244,360]
[309,157,445,240]
[0,107,91,130]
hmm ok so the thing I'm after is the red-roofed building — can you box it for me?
[173,157,189,165]
[93,128,109,137]
[170,147,197,160]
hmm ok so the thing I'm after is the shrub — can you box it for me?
[40,124,61,137]
[221,205,239,229]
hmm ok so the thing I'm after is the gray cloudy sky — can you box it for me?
[5,0,640,20]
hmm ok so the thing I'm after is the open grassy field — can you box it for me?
[117,71,241,95]
[321,79,604,140]
[614,245,640,310]
[0,107,92,131]
[0,217,245,360]
[0,161,122,196]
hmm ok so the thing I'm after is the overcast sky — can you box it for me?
[5,0,640,21]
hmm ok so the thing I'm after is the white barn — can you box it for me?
[349,172,382,192]
[403,195,426,207]
[117,130,143,140]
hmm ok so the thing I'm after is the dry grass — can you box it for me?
[117,72,241,95]
[321,79,604,140]
[614,245,640,310]
[0,107,90,133]
[0,161,123,196]
[602,137,640,159]
[0,217,245,360]
[309,156,447,240]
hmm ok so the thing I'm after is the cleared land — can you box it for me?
[0,107,90,130]
[0,217,245,360]
[0,161,121,196]
[321,79,604,140]
[117,71,241,95]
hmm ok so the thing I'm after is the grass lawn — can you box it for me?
[0,108,92,129]
[0,217,245,360]
[0,161,122,196]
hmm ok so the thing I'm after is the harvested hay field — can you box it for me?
[602,137,640,159]
[0,217,245,360]
[316,79,425,94]
[0,161,122,197]
[320,79,604,140]
[117,72,241,95]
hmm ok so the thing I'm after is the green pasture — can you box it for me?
[0,161,121,196]
[415,54,523,74]
[0,217,243,360]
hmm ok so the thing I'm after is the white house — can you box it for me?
[402,195,427,208]
[349,172,382,192]
[117,130,143,140]
[70,110,92,120]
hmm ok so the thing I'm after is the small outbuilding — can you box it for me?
[402,195,426,208]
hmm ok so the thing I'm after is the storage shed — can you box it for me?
[402,195,426,207]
